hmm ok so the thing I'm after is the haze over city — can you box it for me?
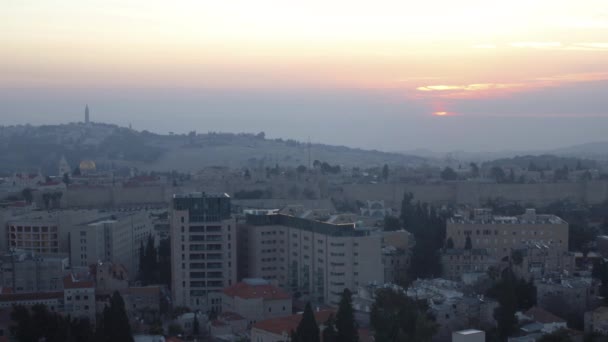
[2,0,608,151]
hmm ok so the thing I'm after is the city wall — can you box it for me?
[338,181,608,207]
[62,181,608,209]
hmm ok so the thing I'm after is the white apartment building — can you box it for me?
[239,214,385,306]
[69,211,153,279]
[170,193,237,312]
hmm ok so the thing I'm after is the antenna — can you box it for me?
[307,136,311,169]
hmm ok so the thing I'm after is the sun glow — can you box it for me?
[434,111,449,116]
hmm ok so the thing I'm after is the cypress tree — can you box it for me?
[108,291,134,342]
[323,315,337,342]
[295,302,320,342]
[336,289,358,342]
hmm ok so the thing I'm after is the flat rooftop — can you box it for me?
[449,214,566,225]
[173,192,230,199]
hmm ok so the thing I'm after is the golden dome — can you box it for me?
[79,160,97,171]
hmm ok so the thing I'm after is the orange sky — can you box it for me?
[1,0,608,118]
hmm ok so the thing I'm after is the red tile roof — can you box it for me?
[525,306,566,324]
[0,292,63,302]
[63,274,95,289]
[222,282,291,301]
[253,310,334,336]
[218,311,245,321]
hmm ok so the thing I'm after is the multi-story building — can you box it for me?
[446,209,568,261]
[441,249,498,282]
[239,213,384,306]
[221,278,292,326]
[170,193,237,312]
[0,250,69,293]
[69,211,153,279]
[63,273,96,322]
[7,216,61,254]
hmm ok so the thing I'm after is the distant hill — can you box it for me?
[0,123,426,175]
[481,154,598,170]
[548,141,608,159]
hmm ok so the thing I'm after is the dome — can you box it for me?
[79,160,97,172]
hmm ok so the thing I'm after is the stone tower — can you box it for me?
[85,105,90,124]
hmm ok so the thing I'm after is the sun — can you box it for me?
[434,111,449,116]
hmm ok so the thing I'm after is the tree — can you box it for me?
[104,291,134,342]
[370,288,437,342]
[192,312,200,335]
[384,216,401,231]
[491,269,518,340]
[336,289,358,342]
[465,235,472,249]
[382,164,389,182]
[470,163,480,178]
[446,237,454,249]
[73,166,81,176]
[323,315,337,342]
[21,188,33,204]
[440,167,458,181]
[515,278,537,310]
[294,303,320,342]
[244,169,251,179]
[168,323,183,336]
[63,173,71,185]
[490,166,507,183]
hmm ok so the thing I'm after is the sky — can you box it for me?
[1,0,608,152]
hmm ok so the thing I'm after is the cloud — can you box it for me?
[510,42,562,49]
[572,42,608,50]
[472,44,497,49]
[415,72,608,99]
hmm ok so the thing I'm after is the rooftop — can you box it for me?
[253,310,334,336]
[525,306,566,324]
[245,213,366,237]
[63,273,95,289]
[173,192,230,199]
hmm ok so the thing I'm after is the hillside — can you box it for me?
[0,123,425,174]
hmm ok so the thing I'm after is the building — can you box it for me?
[536,275,600,322]
[7,215,61,254]
[251,309,334,342]
[63,273,96,322]
[170,193,237,312]
[446,209,568,261]
[69,211,153,279]
[91,261,129,292]
[453,329,485,342]
[0,250,69,293]
[441,249,498,282]
[221,278,292,326]
[382,246,409,284]
[0,291,64,311]
[520,307,567,334]
[584,306,608,335]
[239,213,385,306]
[359,200,393,219]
